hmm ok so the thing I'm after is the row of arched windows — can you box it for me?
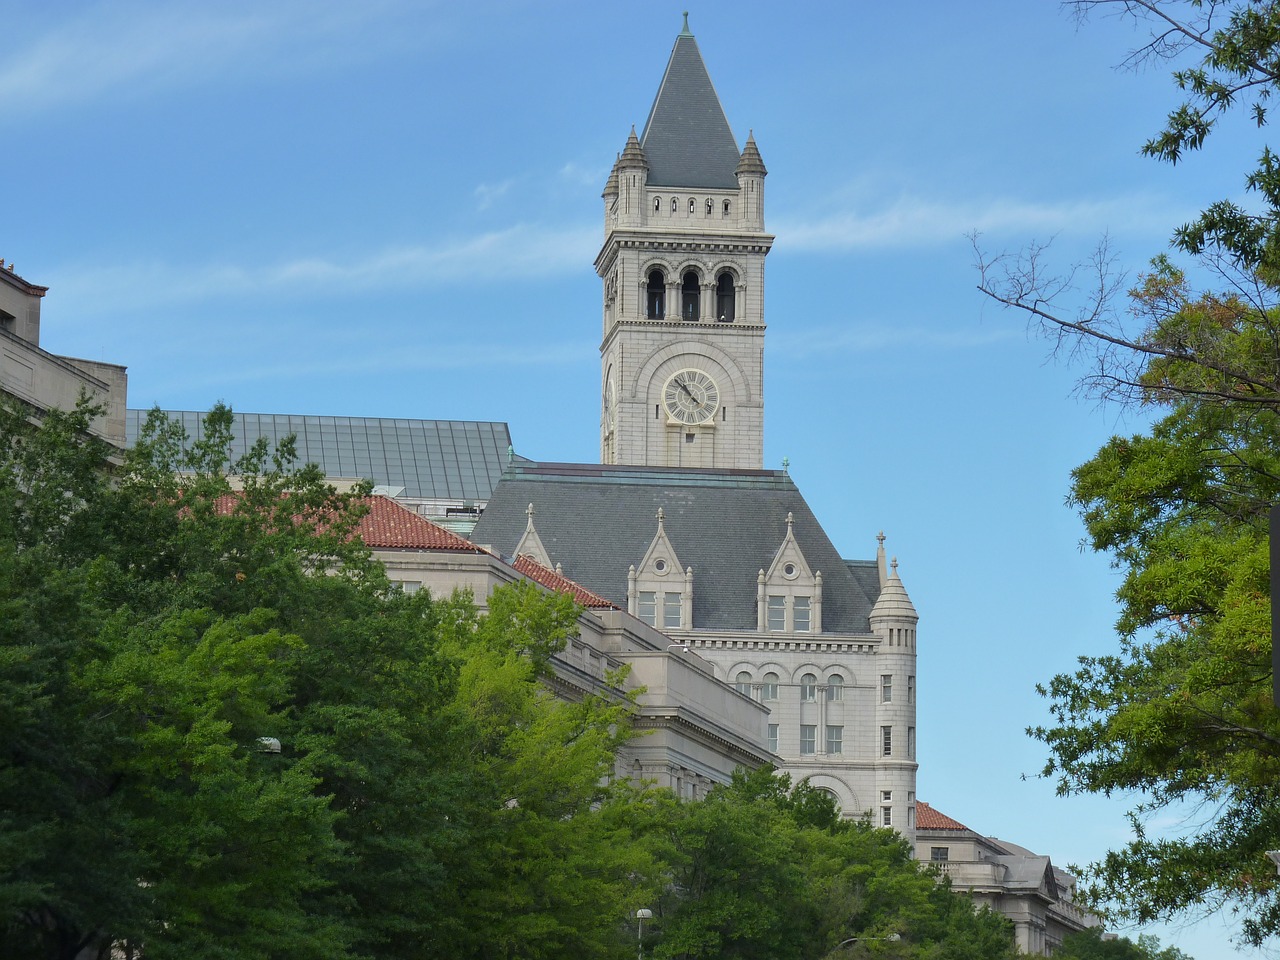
[733,670,845,702]
[646,269,736,322]
[653,196,732,217]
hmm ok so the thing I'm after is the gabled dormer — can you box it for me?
[513,502,552,568]
[756,513,822,634]
[627,507,693,629]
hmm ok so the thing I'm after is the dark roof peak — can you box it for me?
[640,30,742,189]
[736,131,767,177]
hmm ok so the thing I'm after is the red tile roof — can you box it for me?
[512,554,620,609]
[356,497,487,552]
[915,801,971,832]
[211,492,487,553]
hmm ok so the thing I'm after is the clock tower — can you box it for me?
[597,16,773,469]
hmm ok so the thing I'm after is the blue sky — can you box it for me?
[3,1,1273,956]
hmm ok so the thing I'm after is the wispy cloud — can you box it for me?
[474,179,515,211]
[774,193,1184,252]
[53,222,598,312]
[0,0,423,114]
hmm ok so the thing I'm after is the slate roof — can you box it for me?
[640,26,743,189]
[470,462,880,634]
[126,409,514,502]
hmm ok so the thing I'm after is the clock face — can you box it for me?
[604,376,617,431]
[663,369,720,425]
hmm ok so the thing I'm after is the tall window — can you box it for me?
[826,674,843,701]
[881,725,892,757]
[800,724,816,755]
[881,805,892,827]
[768,723,779,753]
[826,725,843,754]
[800,673,817,701]
[907,675,916,704]
[715,272,735,321]
[908,726,916,760]
[646,270,665,319]
[734,671,752,695]
[881,674,893,703]
[638,591,657,626]
[761,672,779,701]
[662,592,682,629]
[767,595,785,631]
[793,596,811,632]
[681,271,700,320]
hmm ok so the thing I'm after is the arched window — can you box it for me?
[826,674,844,700]
[681,271,700,320]
[689,198,696,214]
[761,672,779,700]
[734,671,752,695]
[705,197,713,215]
[671,197,679,212]
[800,673,817,701]
[716,272,736,322]
[654,197,662,212]
[722,199,731,217]
[647,270,665,319]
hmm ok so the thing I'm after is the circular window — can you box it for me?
[783,562,797,579]
[654,558,668,574]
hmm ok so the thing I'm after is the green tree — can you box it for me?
[628,768,1019,960]
[1056,926,1193,960]
[973,0,1280,946]
[0,401,644,960]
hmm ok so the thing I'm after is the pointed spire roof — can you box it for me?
[618,126,648,169]
[736,131,767,177]
[640,18,742,189]
[870,557,918,621]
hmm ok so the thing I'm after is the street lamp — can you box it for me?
[836,934,901,950]
[636,908,653,960]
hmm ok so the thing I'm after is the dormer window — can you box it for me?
[758,514,822,634]
[767,595,785,631]
[629,506,693,629]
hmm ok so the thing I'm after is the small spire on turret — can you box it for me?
[736,130,768,177]
[876,530,888,586]
[619,126,648,169]
[602,153,620,199]
[681,11,692,36]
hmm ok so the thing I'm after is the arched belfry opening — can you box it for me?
[647,270,666,319]
[716,272,736,322]
[682,271,700,321]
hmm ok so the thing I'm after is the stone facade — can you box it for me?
[915,802,1101,955]
[0,263,127,446]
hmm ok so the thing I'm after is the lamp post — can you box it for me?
[835,934,901,951]
[635,908,653,960]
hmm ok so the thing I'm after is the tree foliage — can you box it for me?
[974,0,1280,946]
[1056,926,1193,960]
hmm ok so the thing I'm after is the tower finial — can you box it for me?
[681,11,691,35]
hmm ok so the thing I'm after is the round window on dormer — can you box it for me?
[783,562,798,579]
[654,558,668,574]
